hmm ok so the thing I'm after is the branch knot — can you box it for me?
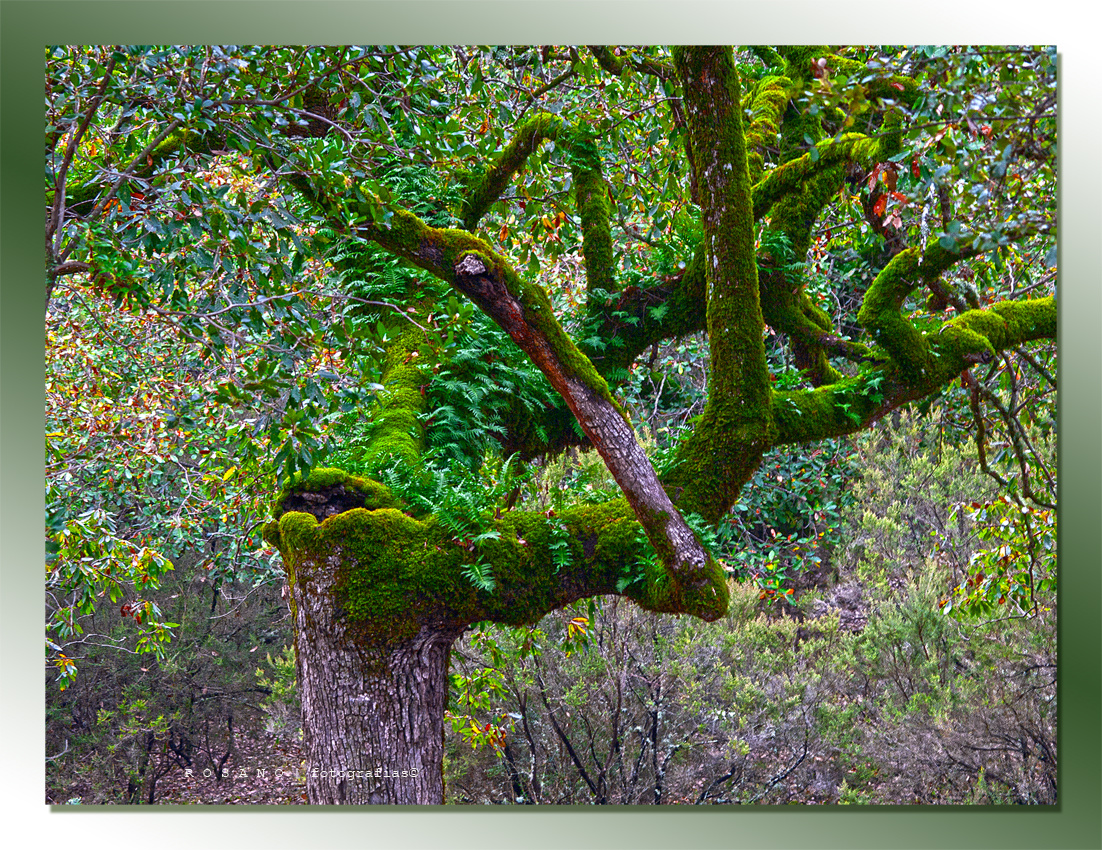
[455,253,489,278]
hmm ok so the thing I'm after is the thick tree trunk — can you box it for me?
[287,553,462,804]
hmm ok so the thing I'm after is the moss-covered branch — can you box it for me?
[459,112,566,230]
[774,295,1056,445]
[459,112,619,307]
[751,120,900,222]
[358,324,431,468]
[569,128,617,298]
[662,47,776,523]
[855,238,1002,381]
[582,244,709,376]
[265,469,728,647]
[750,109,902,386]
[587,46,673,80]
[743,75,791,182]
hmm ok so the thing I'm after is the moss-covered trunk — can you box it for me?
[287,540,461,804]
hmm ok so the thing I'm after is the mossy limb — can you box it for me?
[665,47,777,521]
[269,484,730,650]
[744,75,792,182]
[460,112,567,229]
[857,247,934,381]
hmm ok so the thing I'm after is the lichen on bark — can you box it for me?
[664,47,777,522]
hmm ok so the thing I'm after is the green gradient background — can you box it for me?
[4,3,1098,847]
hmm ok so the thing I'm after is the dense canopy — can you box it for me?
[46,44,1057,804]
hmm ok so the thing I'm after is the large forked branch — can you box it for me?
[353,210,726,620]
[660,47,777,523]
[771,242,1056,446]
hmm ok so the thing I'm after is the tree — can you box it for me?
[46,44,1056,803]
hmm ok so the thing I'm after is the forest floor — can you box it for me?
[154,732,307,805]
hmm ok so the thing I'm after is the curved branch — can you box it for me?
[743,75,791,182]
[751,119,901,222]
[47,50,119,249]
[460,112,566,229]
[343,209,725,619]
[266,470,720,640]
[588,46,673,81]
[773,296,1056,445]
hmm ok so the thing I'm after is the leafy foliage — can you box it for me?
[942,498,1056,620]
[45,44,1056,805]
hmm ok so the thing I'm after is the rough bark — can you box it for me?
[288,545,462,804]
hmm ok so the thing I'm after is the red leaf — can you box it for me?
[872,195,887,217]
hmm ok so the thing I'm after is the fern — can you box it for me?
[461,559,496,593]
[365,450,539,595]
[547,517,573,575]
[757,227,806,285]
[422,313,558,467]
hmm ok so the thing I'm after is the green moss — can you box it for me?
[777,46,829,78]
[743,75,791,182]
[570,129,617,298]
[370,208,621,413]
[581,244,711,379]
[461,244,623,412]
[662,399,778,524]
[752,133,888,222]
[773,47,828,161]
[359,325,431,470]
[755,160,852,386]
[278,510,322,552]
[930,297,1056,371]
[770,48,909,165]
[460,112,566,229]
[772,294,1055,447]
[988,298,1056,344]
[857,248,933,381]
[659,49,778,523]
[271,466,397,520]
[857,246,1055,393]
[772,372,886,443]
[270,487,731,649]
[674,48,767,402]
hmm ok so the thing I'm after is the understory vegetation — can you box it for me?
[440,407,1056,806]
[46,293,1055,803]
[45,44,1056,806]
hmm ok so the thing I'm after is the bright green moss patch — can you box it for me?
[277,510,322,552]
[930,297,1056,371]
[744,76,792,181]
[571,131,616,297]
[271,466,397,520]
[857,248,933,380]
[269,490,731,649]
